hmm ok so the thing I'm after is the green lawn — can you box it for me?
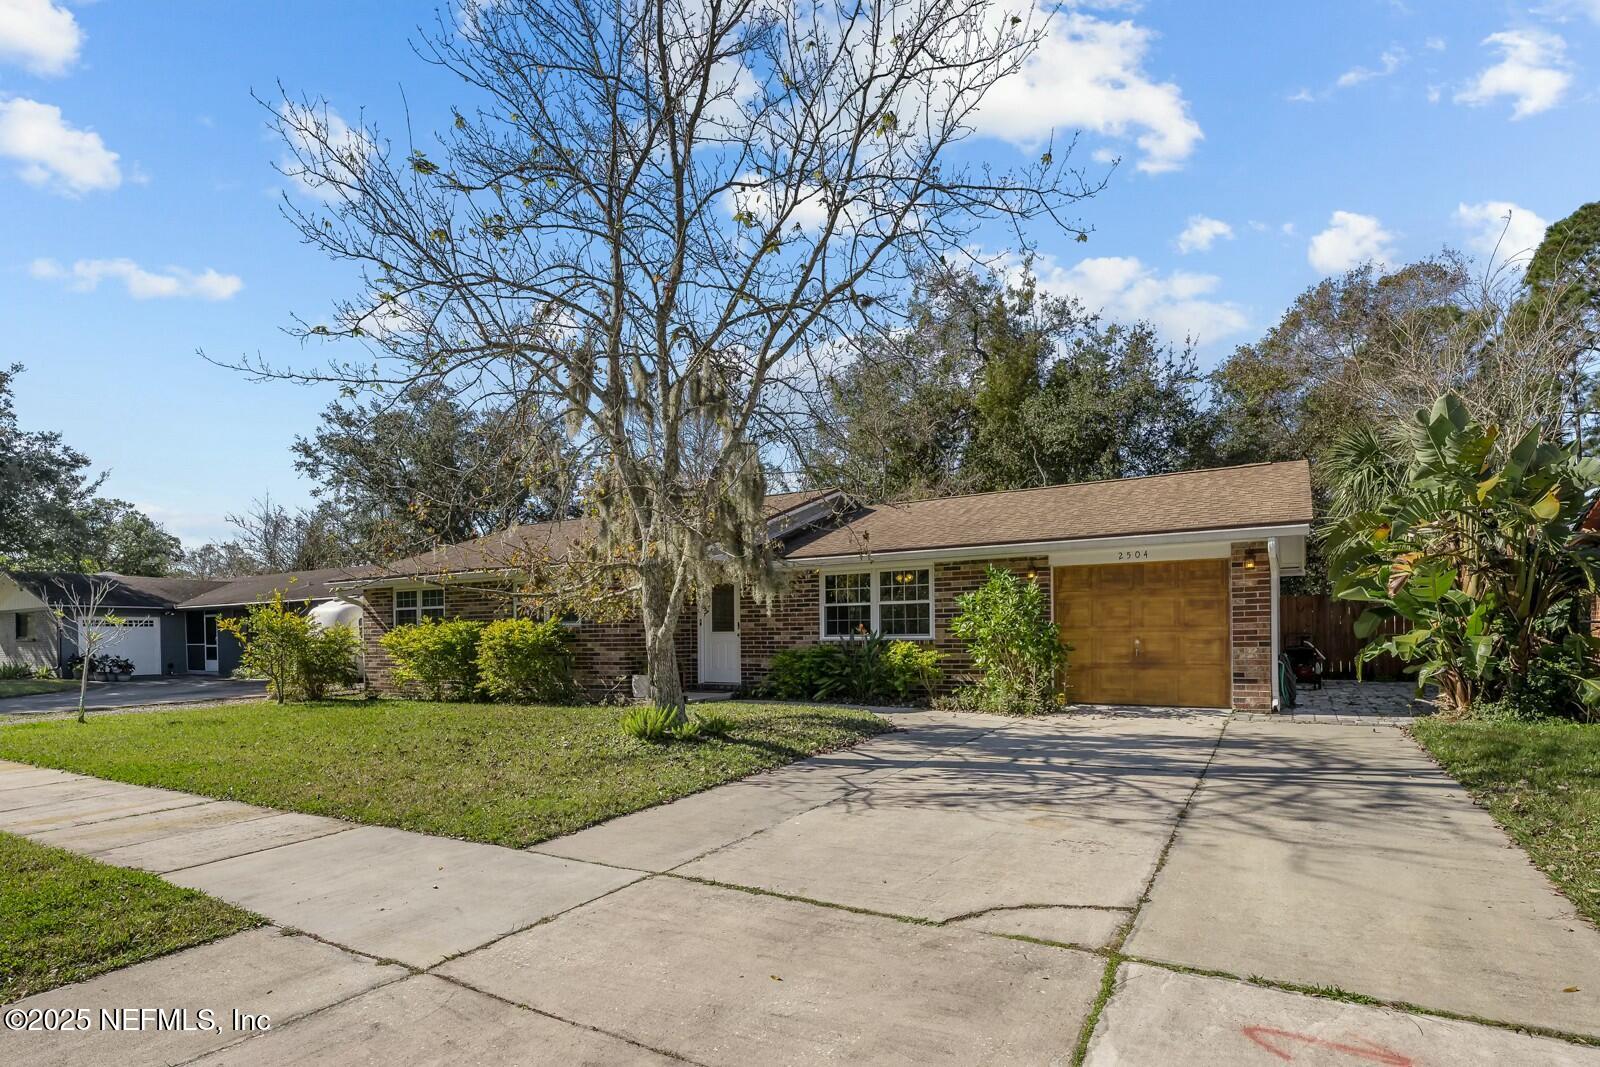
[0,700,892,848]
[0,679,75,699]
[0,832,259,1003]
[1413,718,1600,928]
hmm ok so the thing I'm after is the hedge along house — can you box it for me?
[0,567,377,679]
[342,462,1313,711]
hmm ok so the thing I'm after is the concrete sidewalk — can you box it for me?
[3,709,1600,1065]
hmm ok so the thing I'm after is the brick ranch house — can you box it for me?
[336,460,1313,712]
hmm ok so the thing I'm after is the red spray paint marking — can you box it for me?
[1241,1025,1416,1065]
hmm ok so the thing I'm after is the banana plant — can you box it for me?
[1325,394,1600,714]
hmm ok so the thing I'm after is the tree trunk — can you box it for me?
[76,650,90,724]
[638,564,685,718]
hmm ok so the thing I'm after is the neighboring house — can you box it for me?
[337,462,1314,711]
[0,566,376,678]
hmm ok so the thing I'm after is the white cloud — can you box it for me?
[1336,47,1407,88]
[1175,215,1232,254]
[0,0,80,75]
[0,97,119,194]
[1424,36,1447,52]
[279,101,371,201]
[1307,211,1396,274]
[1536,1,1600,24]
[1455,29,1571,119]
[30,257,243,300]
[1454,200,1549,267]
[977,13,1202,174]
[723,172,833,234]
[1014,253,1247,344]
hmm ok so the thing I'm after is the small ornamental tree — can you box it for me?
[949,568,1066,714]
[476,618,577,704]
[379,619,484,701]
[219,593,305,704]
[220,591,361,703]
[56,576,133,723]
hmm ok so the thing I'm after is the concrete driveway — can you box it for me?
[0,676,267,717]
[4,707,1600,1065]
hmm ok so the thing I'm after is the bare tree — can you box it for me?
[56,577,132,723]
[232,0,1101,708]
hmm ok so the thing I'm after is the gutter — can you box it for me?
[1268,537,1282,712]
[783,523,1313,568]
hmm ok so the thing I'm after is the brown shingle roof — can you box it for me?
[10,572,229,610]
[350,491,847,583]
[348,519,601,583]
[780,461,1313,560]
[176,565,384,609]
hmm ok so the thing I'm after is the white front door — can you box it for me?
[698,584,741,686]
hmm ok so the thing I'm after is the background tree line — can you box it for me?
[7,200,1595,592]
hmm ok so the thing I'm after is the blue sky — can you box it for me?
[2,0,1597,547]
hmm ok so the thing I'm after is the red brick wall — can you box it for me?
[360,582,696,701]
[1229,541,1274,712]
[735,556,1049,693]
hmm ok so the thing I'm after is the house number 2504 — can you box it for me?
[1117,549,1152,561]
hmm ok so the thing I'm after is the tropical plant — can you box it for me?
[379,618,485,701]
[1326,394,1600,717]
[0,663,32,680]
[949,567,1066,714]
[758,638,944,705]
[476,618,577,704]
[691,708,736,738]
[621,704,681,743]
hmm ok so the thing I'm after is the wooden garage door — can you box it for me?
[1053,559,1229,708]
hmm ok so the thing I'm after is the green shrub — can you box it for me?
[949,568,1066,715]
[476,618,577,703]
[379,619,484,701]
[692,708,736,737]
[761,644,844,699]
[884,641,944,703]
[299,626,362,700]
[0,663,32,680]
[32,665,56,680]
[220,592,360,704]
[759,637,943,705]
[621,703,680,742]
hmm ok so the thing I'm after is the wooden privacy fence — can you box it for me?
[1279,595,1408,680]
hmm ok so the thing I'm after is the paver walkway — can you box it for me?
[3,706,1599,1066]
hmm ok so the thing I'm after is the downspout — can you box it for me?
[1267,537,1282,712]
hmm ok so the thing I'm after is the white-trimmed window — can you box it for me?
[394,588,445,626]
[821,568,933,640]
[822,573,872,637]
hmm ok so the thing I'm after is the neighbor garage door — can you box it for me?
[86,615,162,676]
[1053,559,1229,708]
